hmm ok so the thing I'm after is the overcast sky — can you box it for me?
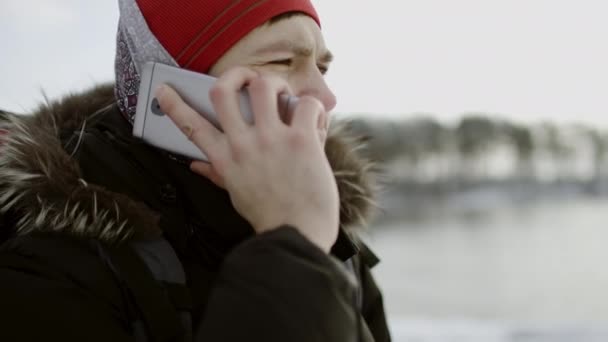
[1,0,606,126]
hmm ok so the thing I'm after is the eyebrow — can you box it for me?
[254,40,334,64]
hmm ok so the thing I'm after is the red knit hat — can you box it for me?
[136,0,320,74]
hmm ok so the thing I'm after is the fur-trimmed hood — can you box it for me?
[0,85,377,245]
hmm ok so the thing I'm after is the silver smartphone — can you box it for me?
[133,62,297,161]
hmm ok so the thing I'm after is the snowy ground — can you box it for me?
[389,318,608,342]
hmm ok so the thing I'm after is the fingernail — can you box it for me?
[182,125,193,139]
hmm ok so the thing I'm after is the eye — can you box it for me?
[268,58,293,66]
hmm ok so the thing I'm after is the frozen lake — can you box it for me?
[364,197,608,341]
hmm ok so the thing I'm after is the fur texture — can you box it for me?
[0,84,377,244]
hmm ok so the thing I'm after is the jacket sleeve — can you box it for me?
[196,226,369,342]
[0,227,375,342]
[359,257,392,342]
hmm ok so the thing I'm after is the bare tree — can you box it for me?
[455,115,498,180]
[585,127,608,185]
[504,123,535,180]
[541,123,575,181]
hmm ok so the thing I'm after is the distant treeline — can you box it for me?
[3,107,607,186]
[346,114,608,185]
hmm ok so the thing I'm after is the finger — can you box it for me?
[209,67,259,137]
[322,111,332,131]
[156,84,226,162]
[318,110,330,131]
[282,96,296,126]
[190,161,226,189]
[247,75,292,129]
[317,114,331,144]
[291,96,325,133]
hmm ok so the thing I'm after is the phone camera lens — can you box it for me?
[151,98,165,116]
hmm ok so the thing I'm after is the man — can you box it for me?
[0,0,390,341]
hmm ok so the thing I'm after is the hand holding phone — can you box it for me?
[153,66,340,253]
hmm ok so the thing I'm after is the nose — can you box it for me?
[296,69,337,112]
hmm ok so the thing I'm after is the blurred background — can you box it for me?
[1,1,607,341]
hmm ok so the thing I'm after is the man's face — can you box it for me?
[208,15,337,113]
